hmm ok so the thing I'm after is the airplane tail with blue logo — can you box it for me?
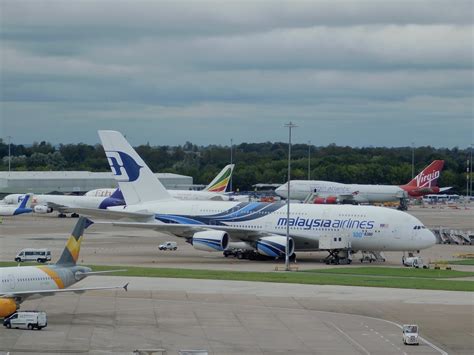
[18,193,33,209]
[98,130,173,205]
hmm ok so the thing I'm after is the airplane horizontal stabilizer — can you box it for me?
[439,187,453,192]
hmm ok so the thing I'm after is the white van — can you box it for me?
[3,311,48,330]
[15,248,51,263]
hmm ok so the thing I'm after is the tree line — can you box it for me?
[0,139,471,194]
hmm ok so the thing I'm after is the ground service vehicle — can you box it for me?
[14,248,51,263]
[402,324,419,345]
[402,253,428,268]
[159,241,178,250]
[3,311,47,330]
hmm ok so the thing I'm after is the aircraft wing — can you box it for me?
[1,283,128,300]
[439,187,452,192]
[104,221,282,242]
[69,207,155,222]
[74,208,282,241]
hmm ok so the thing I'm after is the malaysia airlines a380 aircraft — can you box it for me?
[0,217,127,318]
[73,130,436,261]
[275,160,448,209]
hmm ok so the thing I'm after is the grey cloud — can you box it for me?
[1,0,472,147]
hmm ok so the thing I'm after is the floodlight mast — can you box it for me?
[284,122,297,271]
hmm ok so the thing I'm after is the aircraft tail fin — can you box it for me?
[405,160,444,188]
[204,164,235,192]
[18,193,33,209]
[110,188,124,200]
[56,216,93,266]
[98,130,173,205]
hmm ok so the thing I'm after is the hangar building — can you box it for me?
[0,171,193,195]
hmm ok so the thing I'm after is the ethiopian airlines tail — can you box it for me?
[204,164,235,193]
[405,160,444,188]
[98,130,173,205]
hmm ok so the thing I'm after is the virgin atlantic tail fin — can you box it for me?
[405,160,444,188]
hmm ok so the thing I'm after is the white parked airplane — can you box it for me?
[275,160,448,210]
[1,164,244,218]
[0,193,33,216]
[0,217,127,318]
[73,130,436,261]
[85,164,246,201]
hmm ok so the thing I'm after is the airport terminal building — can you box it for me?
[0,171,193,195]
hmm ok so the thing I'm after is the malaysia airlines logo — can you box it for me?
[105,151,143,182]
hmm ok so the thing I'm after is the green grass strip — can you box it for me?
[445,259,474,266]
[302,267,474,278]
[1,262,472,291]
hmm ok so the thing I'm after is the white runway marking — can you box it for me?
[326,321,371,355]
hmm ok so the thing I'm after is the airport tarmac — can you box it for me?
[0,208,472,354]
[0,210,472,271]
[1,276,471,354]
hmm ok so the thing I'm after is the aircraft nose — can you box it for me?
[275,185,287,198]
[423,229,437,248]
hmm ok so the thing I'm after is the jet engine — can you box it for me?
[192,231,229,252]
[256,236,294,258]
[0,298,17,318]
[313,196,338,204]
[34,205,53,214]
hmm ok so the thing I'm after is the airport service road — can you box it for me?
[1,276,471,355]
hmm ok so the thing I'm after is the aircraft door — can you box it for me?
[7,274,15,290]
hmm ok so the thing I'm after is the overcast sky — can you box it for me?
[1,0,472,148]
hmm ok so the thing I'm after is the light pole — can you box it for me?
[470,144,473,199]
[7,135,12,173]
[230,138,233,192]
[467,159,470,201]
[411,142,415,179]
[308,140,311,180]
[284,122,297,271]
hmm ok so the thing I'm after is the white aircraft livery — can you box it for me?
[73,130,436,260]
[85,164,247,202]
[0,193,33,216]
[275,160,447,207]
[0,217,127,318]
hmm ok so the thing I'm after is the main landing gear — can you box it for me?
[398,198,408,211]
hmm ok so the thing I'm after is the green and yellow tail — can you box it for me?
[204,164,234,193]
